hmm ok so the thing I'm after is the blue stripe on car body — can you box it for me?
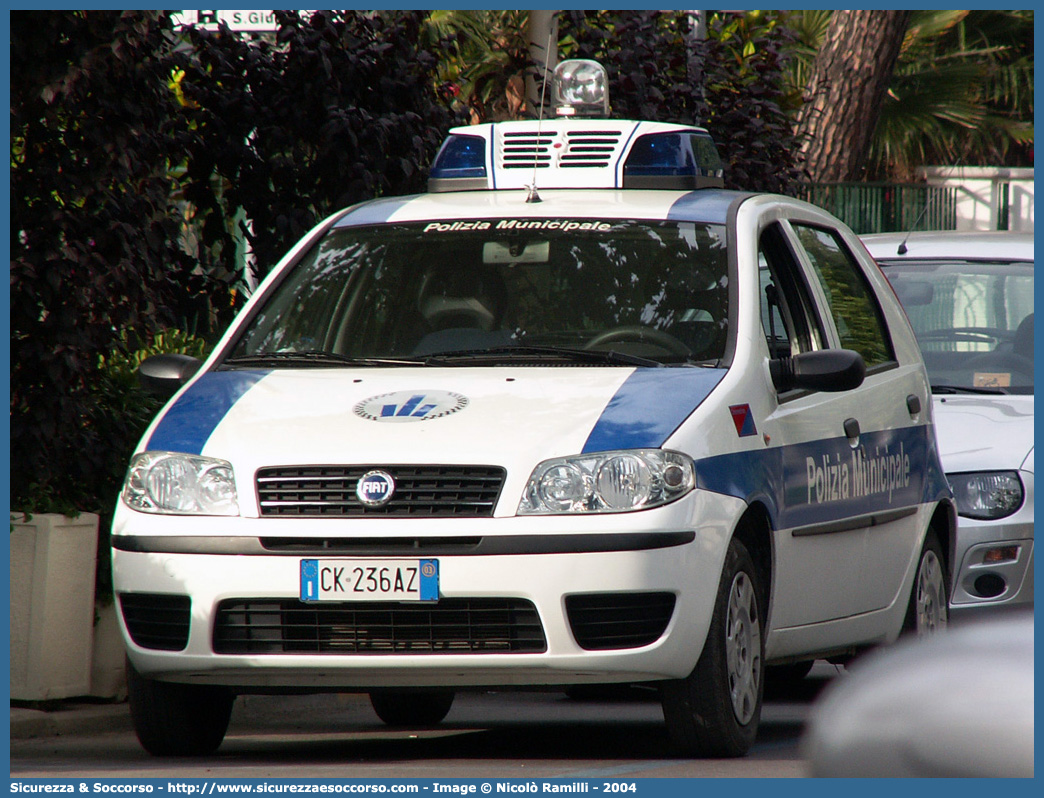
[694,424,951,532]
[581,361,949,532]
[146,370,269,455]
[581,368,727,453]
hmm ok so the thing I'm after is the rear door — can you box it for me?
[781,220,930,616]
[751,207,931,630]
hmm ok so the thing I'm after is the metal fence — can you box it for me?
[797,183,958,235]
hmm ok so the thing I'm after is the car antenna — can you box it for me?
[896,202,931,255]
[897,154,962,254]
[526,31,554,204]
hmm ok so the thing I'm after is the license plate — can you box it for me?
[299,559,439,602]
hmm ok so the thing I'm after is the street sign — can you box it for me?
[172,10,312,33]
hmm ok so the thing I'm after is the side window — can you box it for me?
[758,223,825,360]
[792,224,895,368]
[759,253,792,358]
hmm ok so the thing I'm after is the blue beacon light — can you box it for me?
[429,135,487,180]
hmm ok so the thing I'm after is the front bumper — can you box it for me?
[949,475,1034,618]
[111,491,742,689]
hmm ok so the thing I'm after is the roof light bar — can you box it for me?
[622,132,725,190]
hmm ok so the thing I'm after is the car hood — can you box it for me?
[932,394,1034,473]
[142,366,727,474]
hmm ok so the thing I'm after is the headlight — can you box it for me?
[949,471,1024,520]
[122,452,239,516]
[519,449,694,514]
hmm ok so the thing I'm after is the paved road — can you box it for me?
[10,667,840,780]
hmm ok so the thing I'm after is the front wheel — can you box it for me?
[369,690,455,727]
[904,529,949,637]
[127,659,234,756]
[661,537,764,757]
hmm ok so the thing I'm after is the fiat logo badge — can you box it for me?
[356,470,395,507]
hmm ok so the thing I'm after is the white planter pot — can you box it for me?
[90,599,127,700]
[10,512,99,701]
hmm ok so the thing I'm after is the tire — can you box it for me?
[127,659,234,756]
[369,690,455,727]
[661,537,764,757]
[903,529,949,637]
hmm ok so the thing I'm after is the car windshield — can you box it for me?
[228,220,730,366]
[880,258,1034,394]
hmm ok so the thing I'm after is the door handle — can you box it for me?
[906,394,922,419]
[843,418,860,447]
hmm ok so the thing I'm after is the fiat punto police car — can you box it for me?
[113,61,955,757]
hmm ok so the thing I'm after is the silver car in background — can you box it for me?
[862,231,1034,620]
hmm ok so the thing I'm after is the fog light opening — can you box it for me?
[972,573,1007,599]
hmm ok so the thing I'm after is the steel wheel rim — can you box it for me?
[725,571,761,724]
[916,549,948,636]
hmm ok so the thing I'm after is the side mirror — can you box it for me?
[770,349,865,393]
[139,353,202,399]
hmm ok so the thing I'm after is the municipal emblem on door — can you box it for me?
[730,404,758,437]
[354,390,469,422]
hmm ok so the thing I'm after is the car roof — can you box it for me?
[332,188,753,229]
[861,230,1034,263]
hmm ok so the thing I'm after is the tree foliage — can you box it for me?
[690,12,806,194]
[785,9,1034,181]
[177,11,459,281]
[873,10,1034,179]
[10,10,456,523]
[793,10,912,183]
[423,10,532,123]
[11,11,209,516]
[559,10,804,194]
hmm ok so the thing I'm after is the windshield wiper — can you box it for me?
[221,351,426,368]
[421,345,666,368]
[931,384,1007,395]
[222,346,692,370]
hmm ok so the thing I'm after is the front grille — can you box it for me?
[260,537,483,554]
[256,465,505,518]
[565,592,676,651]
[498,129,623,170]
[213,598,546,655]
[119,593,192,651]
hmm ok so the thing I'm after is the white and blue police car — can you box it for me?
[113,60,955,757]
